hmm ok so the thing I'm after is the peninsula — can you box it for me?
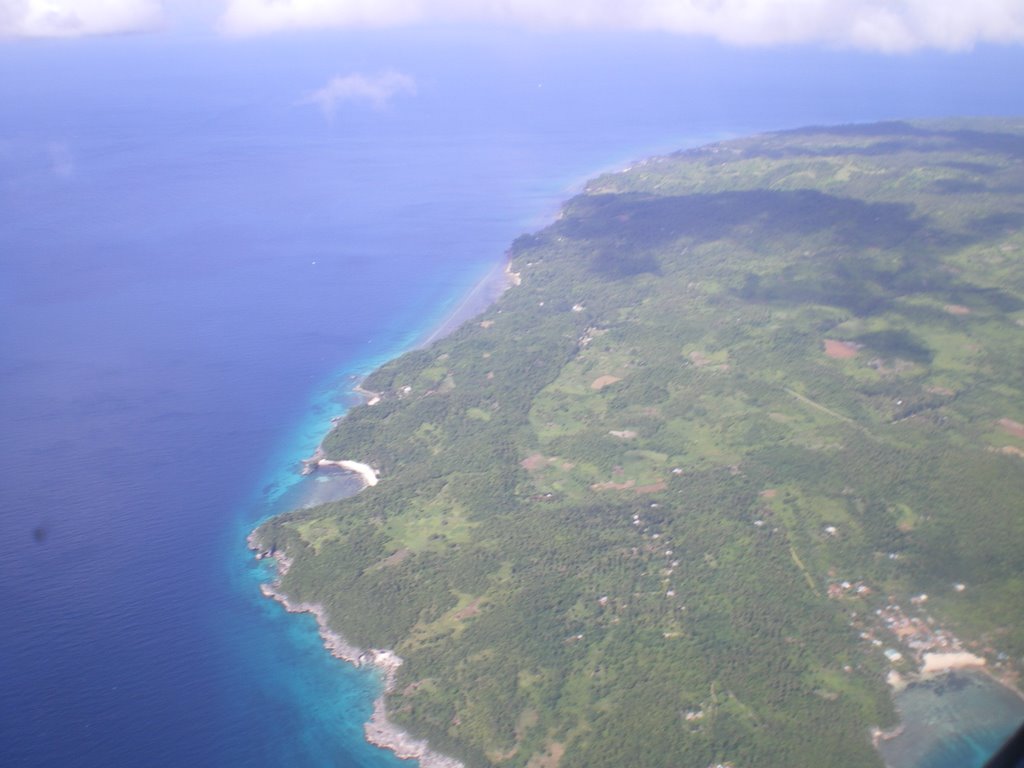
[252,119,1024,768]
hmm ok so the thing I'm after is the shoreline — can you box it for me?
[294,257,519,487]
[250,139,1024,766]
[248,531,465,768]
[920,656,1024,704]
[418,255,521,348]
[247,257,520,766]
[298,447,380,488]
[872,653,1024,759]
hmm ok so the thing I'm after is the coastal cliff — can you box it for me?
[250,529,463,768]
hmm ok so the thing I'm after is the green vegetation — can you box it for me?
[255,119,1024,768]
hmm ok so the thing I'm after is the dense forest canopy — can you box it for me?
[256,119,1024,768]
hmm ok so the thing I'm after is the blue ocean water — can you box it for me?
[2,30,1024,767]
[878,673,1024,768]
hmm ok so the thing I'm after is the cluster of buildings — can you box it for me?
[826,579,872,599]
[829,577,981,671]
[841,589,980,673]
[869,602,961,660]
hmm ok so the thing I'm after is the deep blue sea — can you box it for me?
[2,30,1024,767]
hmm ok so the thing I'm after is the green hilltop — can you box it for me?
[255,119,1024,768]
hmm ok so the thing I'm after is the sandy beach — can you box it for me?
[920,651,987,676]
[419,257,519,347]
[317,458,379,487]
[299,445,379,487]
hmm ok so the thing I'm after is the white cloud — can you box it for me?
[301,71,417,116]
[221,0,419,35]
[0,0,164,38]
[219,0,1024,52]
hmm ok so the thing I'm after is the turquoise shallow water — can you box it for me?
[877,673,1024,768]
[3,30,1024,768]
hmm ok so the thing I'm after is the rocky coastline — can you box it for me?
[245,257,523,763]
[248,531,464,768]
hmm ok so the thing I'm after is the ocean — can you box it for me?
[878,673,1024,768]
[2,29,1023,767]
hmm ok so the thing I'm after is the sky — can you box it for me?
[2,0,1024,54]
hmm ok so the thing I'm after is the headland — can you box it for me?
[252,120,1024,768]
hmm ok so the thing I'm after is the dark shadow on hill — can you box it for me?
[948,285,1024,313]
[750,121,1024,161]
[538,185,1022,318]
[783,121,932,139]
[968,211,1024,237]
[943,160,1000,175]
[930,178,989,195]
[554,189,925,281]
[853,329,934,364]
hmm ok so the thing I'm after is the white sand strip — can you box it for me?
[317,459,379,486]
[921,651,986,675]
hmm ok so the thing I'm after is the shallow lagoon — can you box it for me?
[878,672,1024,768]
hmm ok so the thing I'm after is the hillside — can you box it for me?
[254,119,1024,768]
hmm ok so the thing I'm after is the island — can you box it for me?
[251,118,1024,768]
